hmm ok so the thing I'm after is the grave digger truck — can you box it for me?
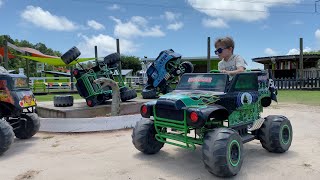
[0,67,40,155]
[61,47,137,107]
[142,49,194,99]
[132,70,292,177]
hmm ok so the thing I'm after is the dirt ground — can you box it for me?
[1,103,320,180]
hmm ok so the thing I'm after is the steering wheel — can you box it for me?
[210,70,221,73]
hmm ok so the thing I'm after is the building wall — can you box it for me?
[192,60,219,73]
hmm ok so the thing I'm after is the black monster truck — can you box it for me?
[142,49,194,99]
[0,70,40,155]
[132,70,292,177]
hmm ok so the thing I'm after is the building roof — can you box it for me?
[113,69,133,76]
[252,53,320,64]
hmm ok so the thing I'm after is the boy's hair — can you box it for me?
[214,36,235,52]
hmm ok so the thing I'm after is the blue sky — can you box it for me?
[0,0,320,68]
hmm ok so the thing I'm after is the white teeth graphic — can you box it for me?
[165,73,170,80]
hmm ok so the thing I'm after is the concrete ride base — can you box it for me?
[37,98,150,118]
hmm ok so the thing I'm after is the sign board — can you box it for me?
[36,63,44,73]
[19,68,24,75]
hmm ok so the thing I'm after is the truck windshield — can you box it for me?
[176,74,227,92]
[13,77,29,89]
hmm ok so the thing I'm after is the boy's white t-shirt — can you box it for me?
[218,55,247,80]
[218,55,247,72]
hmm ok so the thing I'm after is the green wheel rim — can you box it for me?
[228,140,241,167]
[280,124,290,145]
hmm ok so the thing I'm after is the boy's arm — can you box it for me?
[224,66,245,75]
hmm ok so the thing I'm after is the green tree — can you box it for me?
[120,55,142,74]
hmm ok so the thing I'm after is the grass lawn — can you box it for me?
[277,90,320,106]
[35,94,83,102]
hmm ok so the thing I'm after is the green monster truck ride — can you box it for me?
[61,47,137,107]
[132,70,292,177]
[0,68,40,155]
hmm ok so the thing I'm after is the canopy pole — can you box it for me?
[95,46,98,64]
[207,37,211,72]
[3,40,8,69]
[116,39,122,72]
[68,65,73,91]
[26,59,30,87]
[299,38,303,79]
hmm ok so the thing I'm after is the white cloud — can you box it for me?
[287,47,312,55]
[167,22,184,31]
[287,48,299,55]
[163,11,180,21]
[108,4,120,10]
[187,0,301,22]
[202,18,229,28]
[316,29,320,41]
[264,48,278,56]
[21,6,77,31]
[110,16,165,39]
[162,11,184,31]
[87,20,105,30]
[76,34,138,57]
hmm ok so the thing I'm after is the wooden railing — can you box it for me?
[274,78,320,90]
[302,68,320,79]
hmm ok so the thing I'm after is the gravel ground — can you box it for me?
[0,103,320,180]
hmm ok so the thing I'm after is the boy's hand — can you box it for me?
[221,70,227,73]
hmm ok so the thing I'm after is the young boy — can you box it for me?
[214,36,247,79]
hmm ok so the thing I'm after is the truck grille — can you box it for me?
[155,107,184,121]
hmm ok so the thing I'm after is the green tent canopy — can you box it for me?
[17,55,96,66]
[5,42,96,66]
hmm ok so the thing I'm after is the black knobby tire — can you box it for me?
[0,120,14,155]
[165,60,177,72]
[132,119,164,154]
[61,46,81,65]
[53,95,74,107]
[120,88,137,102]
[14,113,40,139]
[120,86,128,92]
[180,61,194,73]
[202,128,243,177]
[147,76,154,86]
[258,115,292,153]
[160,85,172,94]
[104,53,120,66]
[261,97,272,107]
[141,85,157,99]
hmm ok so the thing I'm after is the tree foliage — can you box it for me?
[120,55,142,74]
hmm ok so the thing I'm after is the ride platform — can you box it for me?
[36,97,149,118]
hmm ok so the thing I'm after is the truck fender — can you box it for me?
[201,105,229,121]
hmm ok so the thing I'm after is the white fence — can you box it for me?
[29,76,147,92]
